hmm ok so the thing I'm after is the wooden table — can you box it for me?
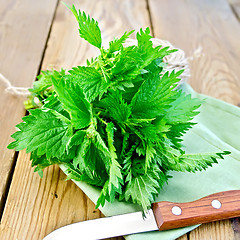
[0,0,239,239]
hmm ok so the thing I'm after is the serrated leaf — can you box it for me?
[64,162,106,187]
[123,165,168,212]
[164,90,202,124]
[136,28,177,69]
[131,70,184,119]
[67,130,86,150]
[52,77,92,129]
[100,91,131,124]
[68,66,107,102]
[169,151,230,173]
[112,46,142,76]
[109,30,134,53]
[29,69,65,94]
[43,93,70,119]
[8,108,72,158]
[69,5,102,48]
[96,180,111,208]
[106,122,123,198]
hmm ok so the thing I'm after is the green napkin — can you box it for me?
[61,82,240,240]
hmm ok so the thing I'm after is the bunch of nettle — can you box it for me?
[8,5,229,211]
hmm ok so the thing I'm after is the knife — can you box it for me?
[43,190,240,240]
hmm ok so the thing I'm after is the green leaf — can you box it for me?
[169,151,230,173]
[136,28,177,69]
[29,69,65,94]
[31,150,64,173]
[52,77,92,129]
[108,30,134,53]
[111,46,142,78]
[164,91,202,124]
[122,165,168,212]
[43,93,70,119]
[145,141,156,170]
[96,180,111,208]
[100,91,131,124]
[106,122,123,199]
[67,130,86,150]
[68,5,102,48]
[8,108,72,159]
[131,70,184,119]
[68,66,107,102]
[64,162,106,187]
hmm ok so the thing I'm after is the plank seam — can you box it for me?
[228,2,240,21]
[146,0,155,37]
[35,0,60,77]
[0,151,19,222]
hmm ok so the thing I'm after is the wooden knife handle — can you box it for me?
[152,190,240,231]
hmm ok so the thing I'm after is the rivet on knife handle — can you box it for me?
[152,190,240,231]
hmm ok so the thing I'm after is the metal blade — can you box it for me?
[43,210,158,240]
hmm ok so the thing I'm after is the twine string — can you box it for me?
[0,73,30,97]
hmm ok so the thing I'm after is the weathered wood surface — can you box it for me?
[0,0,239,239]
[0,0,58,217]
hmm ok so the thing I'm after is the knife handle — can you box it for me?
[152,190,240,231]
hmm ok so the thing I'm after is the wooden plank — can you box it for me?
[178,235,188,240]
[231,218,240,239]
[189,220,234,240]
[148,0,240,239]
[228,0,240,20]
[148,0,240,105]
[0,0,58,214]
[0,0,151,239]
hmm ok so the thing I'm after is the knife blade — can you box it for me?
[43,190,240,240]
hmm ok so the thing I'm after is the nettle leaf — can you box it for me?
[169,151,230,173]
[123,165,168,212]
[65,162,106,187]
[73,125,111,173]
[106,123,123,197]
[8,108,72,158]
[43,94,70,119]
[67,130,86,150]
[68,66,107,102]
[68,4,102,48]
[136,28,177,69]
[29,69,65,94]
[131,69,184,119]
[100,91,131,124]
[108,30,134,53]
[164,91,202,124]
[111,45,142,79]
[52,77,92,129]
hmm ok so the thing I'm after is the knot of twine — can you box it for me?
[0,38,202,97]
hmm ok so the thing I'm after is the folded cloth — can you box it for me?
[60,82,240,240]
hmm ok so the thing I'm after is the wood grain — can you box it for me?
[153,190,240,231]
[228,0,240,20]
[0,0,58,214]
[148,0,240,105]
[189,220,235,240]
[177,235,188,240]
[148,0,240,239]
[0,0,150,239]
